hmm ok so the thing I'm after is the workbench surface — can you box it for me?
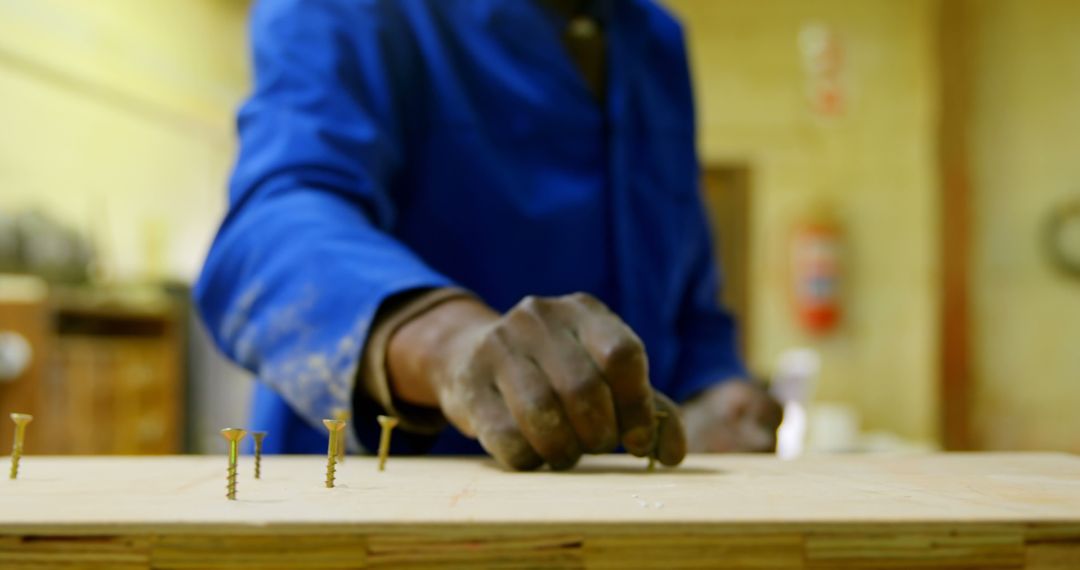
[2,453,1078,568]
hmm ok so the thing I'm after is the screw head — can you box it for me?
[322,419,346,432]
[377,415,399,429]
[250,431,267,443]
[9,413,32,426]
[220,428,247,442]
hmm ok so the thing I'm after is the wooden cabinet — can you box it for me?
[1,279,184,455]
[0,281,48,457]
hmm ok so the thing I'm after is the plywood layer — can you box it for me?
[1,453,1078,569]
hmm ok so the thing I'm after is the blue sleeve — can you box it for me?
[194,0,451,442]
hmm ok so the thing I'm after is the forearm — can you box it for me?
[196,189,453,432]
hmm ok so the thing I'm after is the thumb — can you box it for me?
[652,391,687,467]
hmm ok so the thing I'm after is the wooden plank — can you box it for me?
[585,531,803,569]
[1027,544,1080,570]
[0,534,151,569]
[805,525,1024,569]
[1025,523,1080,570]
[368,532,580,569]
[0,454,1076,569]
[152,534,367,570]
[4,453,1080,529]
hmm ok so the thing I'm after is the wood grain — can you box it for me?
[0,453,1077,569]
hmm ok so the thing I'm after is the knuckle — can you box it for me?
[503,303,539,333]
[459,382,495,412]
[563,372,603,402]
[601,335,646,370]
[483,321,515,355]
[460,352,488,382]
[516,295,551,316]
[519,395,562,429]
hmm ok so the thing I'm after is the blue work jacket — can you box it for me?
[195,0,744,455]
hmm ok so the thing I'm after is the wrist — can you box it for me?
[387,297,499,407]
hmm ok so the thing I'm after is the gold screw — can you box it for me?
[220,428,247,500]
[9,413,33,480]
[376,415,399,472]
[322,419,346,488]
[251,431,267,479]
[332,408,350,464]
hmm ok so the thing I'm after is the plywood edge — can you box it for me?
[2,521,1077,537]
[3,524,1075,570]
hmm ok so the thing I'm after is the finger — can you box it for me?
[558,293,656,456]
[492,321,582,470]
[653,392,687,466]
[465,379,544,471]
[545,342,619,454]
[437,348,493,438]
[755,385,785,432]
[518,298,619,454]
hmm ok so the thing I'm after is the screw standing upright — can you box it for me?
[8,413,32,480]
[332,408,350,464]
[376,415,399,472]
[220,428,247,500]
[322,419,346,488]
[250,431,268,479]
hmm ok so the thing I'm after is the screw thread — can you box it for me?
[254,454,261,480]
[226,463,238,500]
[325,455,337,488]
[9,450,21,480]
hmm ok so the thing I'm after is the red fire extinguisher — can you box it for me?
[791,215,842,334]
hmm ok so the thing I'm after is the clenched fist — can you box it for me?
[388,293,686,470]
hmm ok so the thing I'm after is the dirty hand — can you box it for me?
[388,293,686,470]
[681,380,783,452]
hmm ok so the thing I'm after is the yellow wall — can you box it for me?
[663,0,941,443]
[969,0,1080,452]
[0,0,250,281]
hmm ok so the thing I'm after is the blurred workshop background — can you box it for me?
[0,0,1077,455]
